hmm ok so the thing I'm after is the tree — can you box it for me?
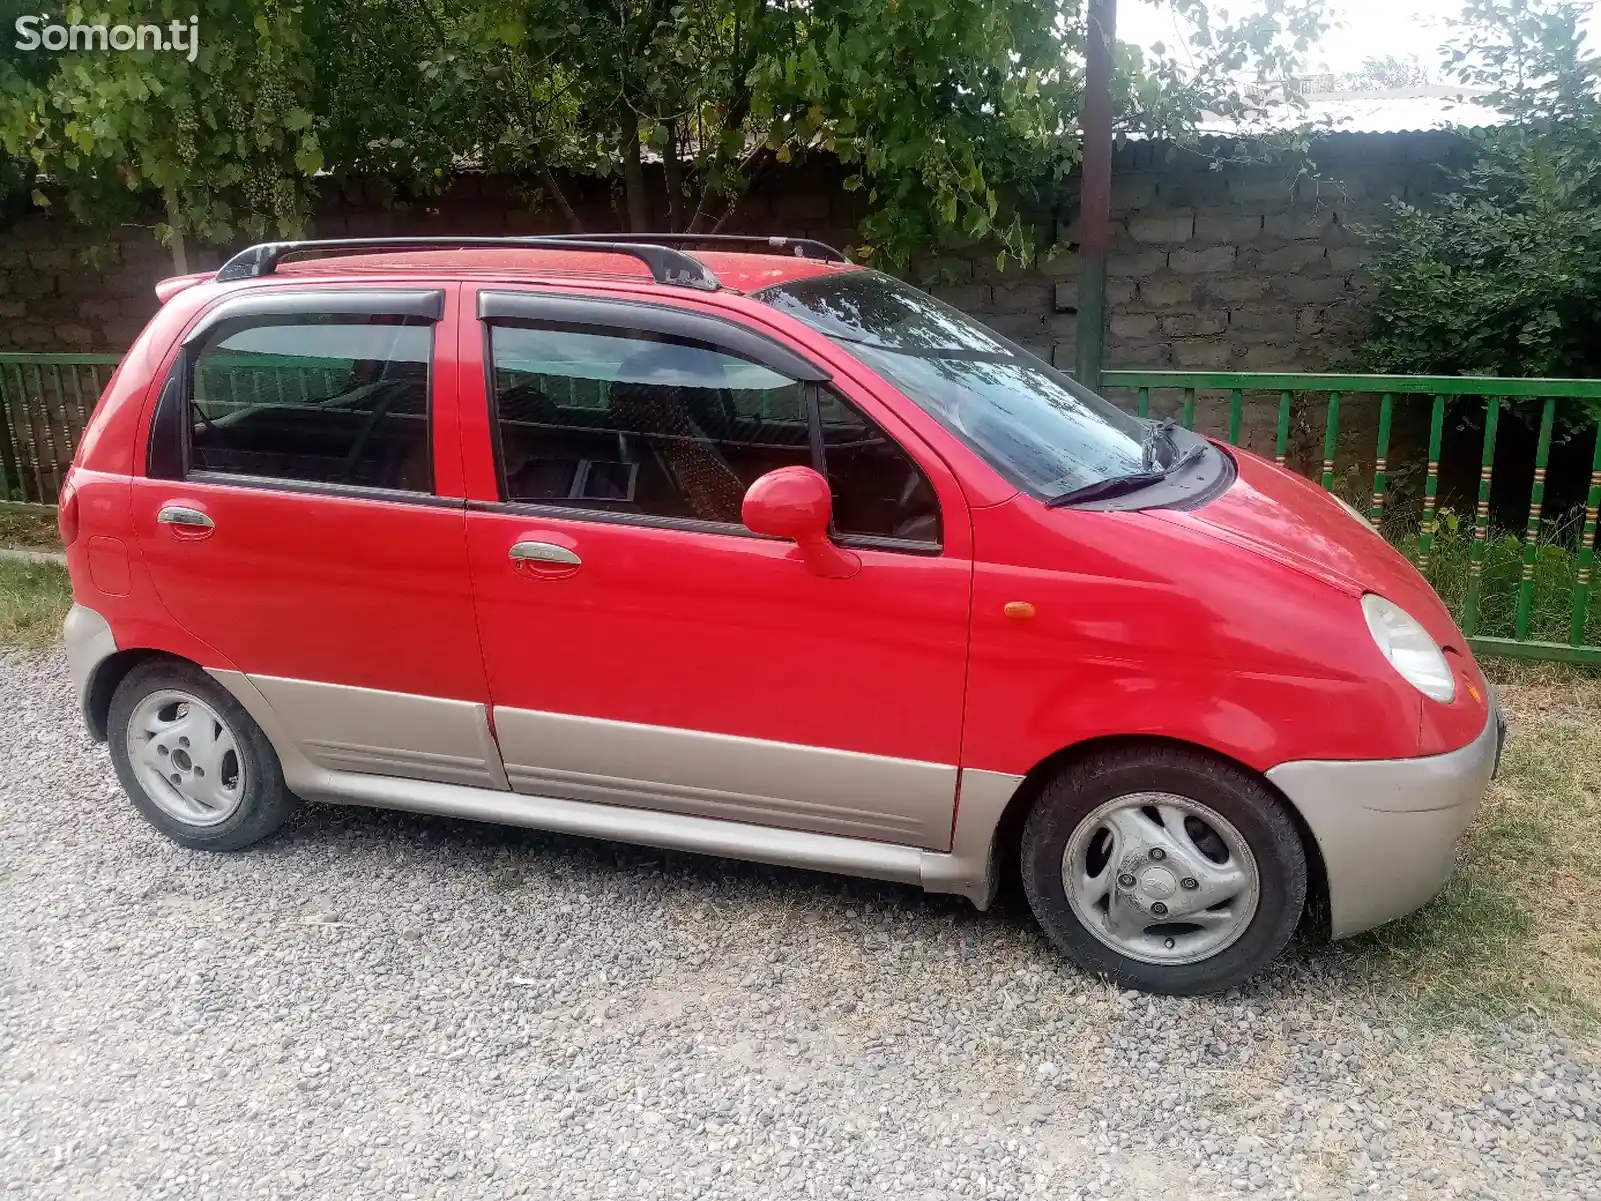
[1349,54,1430,89]
[307,0,1327,268]
[2,0,1329,271]
[1364,0,1601,382]
[0,1,330,264]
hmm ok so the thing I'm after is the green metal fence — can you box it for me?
[0,353,121,512]
[2,352,1598,664]
[1103,371,1601,666]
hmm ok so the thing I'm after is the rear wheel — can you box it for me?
[107,659,296,851]
[1020,745,1306,995]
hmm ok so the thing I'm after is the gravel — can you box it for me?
[2,648,1597,1201]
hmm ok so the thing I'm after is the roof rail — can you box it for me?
[212,237,722,290]
[551,233,848,263]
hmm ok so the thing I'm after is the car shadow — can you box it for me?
[245,795,1395,1009]
[260,794,1014,917]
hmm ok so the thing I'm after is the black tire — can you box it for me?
[1020,744,1307,996]
[107,658,297,851]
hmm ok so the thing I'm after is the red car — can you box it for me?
[60,236,1502,995]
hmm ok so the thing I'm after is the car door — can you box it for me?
[458,287,973,849]
[128,284,505,790]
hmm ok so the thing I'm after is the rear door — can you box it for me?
[458,287,974,848]
[128,284,505,790]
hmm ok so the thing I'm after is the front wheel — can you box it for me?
[1020,745,1307,995]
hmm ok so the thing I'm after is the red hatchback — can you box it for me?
[60,236,1502,994]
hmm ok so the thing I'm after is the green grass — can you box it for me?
[1332,665,1601,1029]
[0,510,63,551]
[0,558,72,648]
[1408,508,1601,644]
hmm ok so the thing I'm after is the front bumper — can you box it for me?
[1265,705,1502,939]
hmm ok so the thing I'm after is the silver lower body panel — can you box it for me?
[207,668,1022,907]
[63,604,117,730]
[288,762,1018,906]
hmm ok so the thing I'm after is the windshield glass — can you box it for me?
[754,270,1149,496]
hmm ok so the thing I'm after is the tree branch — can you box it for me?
[663,124,683,232]
[409,0,583,231]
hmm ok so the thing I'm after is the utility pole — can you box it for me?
[1074,0,1116,391]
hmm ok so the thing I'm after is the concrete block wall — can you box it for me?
[917,132,1470,378]
[0,134,1467,381]
[0,218,176,351]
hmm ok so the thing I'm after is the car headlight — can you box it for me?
[1361,594,1456,703]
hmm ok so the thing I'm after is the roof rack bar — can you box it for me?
[550,233,848,263]
[212,237,722,291]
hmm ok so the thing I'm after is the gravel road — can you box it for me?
[2,649,1597,1201]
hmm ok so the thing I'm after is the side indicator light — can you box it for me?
[1003,601,1036,621]
[1467,683,1482,703]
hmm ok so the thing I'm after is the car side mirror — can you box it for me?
[742,466,860,580]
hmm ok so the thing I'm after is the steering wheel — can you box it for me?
[341,382,410,486]
[889,470,939,541]
[191,404,231,462]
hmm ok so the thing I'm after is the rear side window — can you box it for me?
[489,324,811,524]
[188,317,432,493]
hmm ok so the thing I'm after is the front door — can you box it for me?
[459,289,972,848]
[129,286,503,789]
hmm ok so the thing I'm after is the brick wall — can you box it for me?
[0,133,1467,372]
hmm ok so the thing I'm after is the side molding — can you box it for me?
[494,706,958,848]
[301,767,929,886]
[208,671,510,792]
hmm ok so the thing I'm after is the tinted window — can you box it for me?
[489,324,811,524]
[819,389,940,545]
[755,270,1152,498]
[190,318,432,492]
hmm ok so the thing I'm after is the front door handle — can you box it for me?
[156,504,215,536]
[509,540,581,579]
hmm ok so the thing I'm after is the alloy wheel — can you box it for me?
[124,689,247,827]
[1061,792,1260,966]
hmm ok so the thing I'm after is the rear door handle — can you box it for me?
[156,504,215,534]
[509,540,581,578]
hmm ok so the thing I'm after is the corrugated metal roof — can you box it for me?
[1198,86,1505,136]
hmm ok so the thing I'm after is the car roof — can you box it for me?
[273,248,861,294]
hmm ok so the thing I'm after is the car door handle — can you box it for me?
[156,504,215,535]
[509,540,581,578]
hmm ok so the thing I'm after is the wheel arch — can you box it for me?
[84,648,193,742]
[988,733,1330,939]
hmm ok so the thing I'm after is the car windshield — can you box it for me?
[753,270,1149,497]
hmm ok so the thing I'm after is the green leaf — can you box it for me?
[294,143,324,176]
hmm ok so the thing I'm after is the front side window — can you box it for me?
[818,389,940,545]
[189,317,432,492]
[755,270,1151,498]
[489,324,811,524]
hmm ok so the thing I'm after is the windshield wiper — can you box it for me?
[1046,440,1211,509]
[1045,470,1168,508]
[1141,418,1179,470]
[1166,441,1208,473]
